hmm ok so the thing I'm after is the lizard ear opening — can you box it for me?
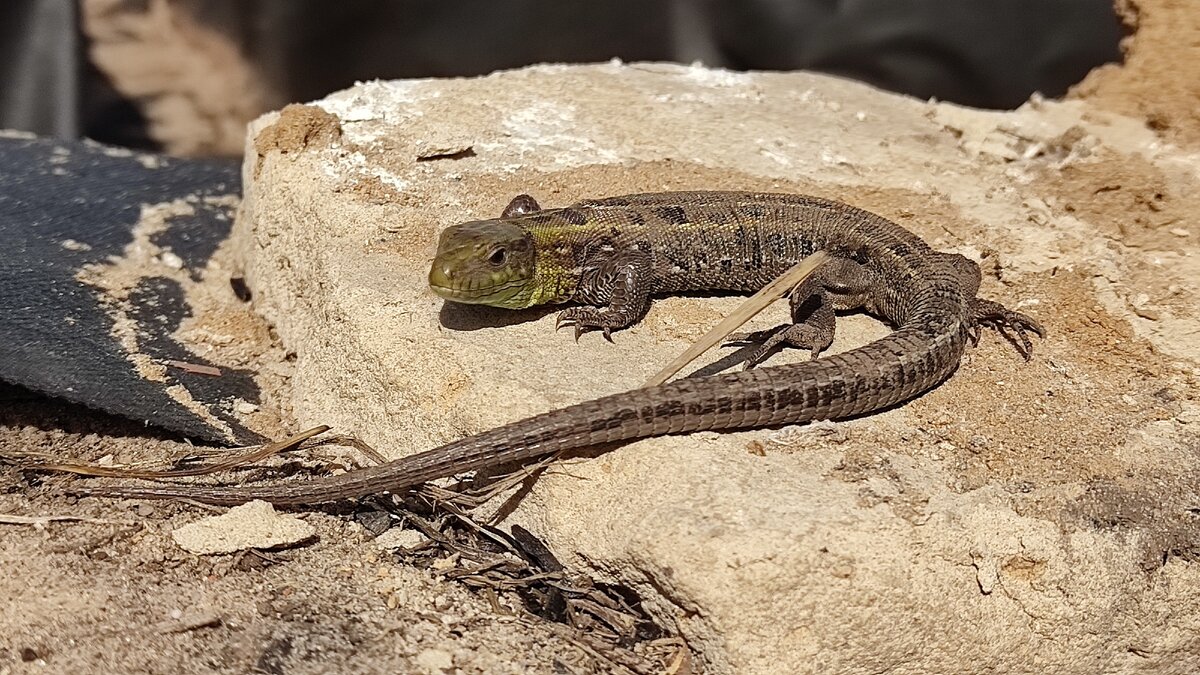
[501,194,542,218]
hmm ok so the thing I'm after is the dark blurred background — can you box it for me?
[1,0,1124,157]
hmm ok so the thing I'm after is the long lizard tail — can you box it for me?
[71,317,968,506]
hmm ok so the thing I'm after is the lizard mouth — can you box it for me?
[429,279,527,304]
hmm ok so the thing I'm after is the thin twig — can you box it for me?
[26,426,330,479]
[0,513,133,526]
[315,434,389,466]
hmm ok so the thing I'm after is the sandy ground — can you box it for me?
[4,0,1200,673]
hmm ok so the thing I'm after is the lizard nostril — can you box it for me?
[441,264,454,280]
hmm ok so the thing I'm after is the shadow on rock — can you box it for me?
[437,301,557,331]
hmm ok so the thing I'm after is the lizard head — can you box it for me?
[429,219,539,308]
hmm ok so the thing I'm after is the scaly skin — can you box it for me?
[78,192,1043,505]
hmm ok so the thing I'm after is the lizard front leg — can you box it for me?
[556,251,652,342]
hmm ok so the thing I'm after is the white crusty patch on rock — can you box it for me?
[486,99,622,167]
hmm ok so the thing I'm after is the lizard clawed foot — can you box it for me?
[726,323,833,369]
[969,299,1045,360]
[555,307,620,343]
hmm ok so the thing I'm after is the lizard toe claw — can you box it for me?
[969,299,1045,359]
[556,307,625,343]
[966,323,981,346]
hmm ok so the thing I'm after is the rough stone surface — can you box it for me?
[171,499,316,554]
[235,57,1200,673]
[2,3,1198,672]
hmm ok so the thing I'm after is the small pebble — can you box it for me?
[373,527,424,551]
[1133,305,1161,321]
[160,251,184,269]
[60,239,92,252]
[171,500,316,555]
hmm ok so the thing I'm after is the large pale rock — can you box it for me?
[237,63,1200,672]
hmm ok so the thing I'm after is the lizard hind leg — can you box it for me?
[969,297,1045,360]
[726,256,876,369]
[726,273,840,369]
[939,251,1044,359]
[727,295,837,369]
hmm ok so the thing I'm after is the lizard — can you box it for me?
[74,191,1043,505]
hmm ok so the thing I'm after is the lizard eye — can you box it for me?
[487,248,507,266]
